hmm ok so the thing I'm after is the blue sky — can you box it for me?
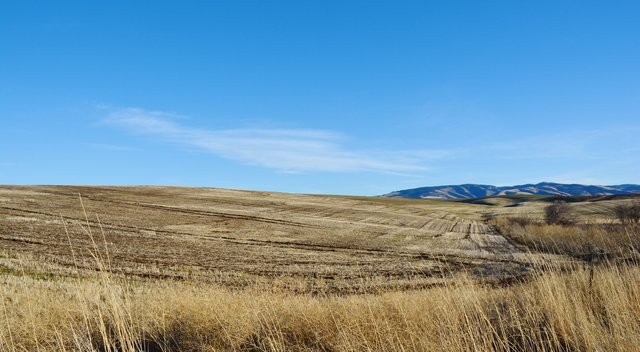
[1,1,639,195]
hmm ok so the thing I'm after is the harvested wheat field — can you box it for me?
[0,185,639,351]
[0,185,541,292]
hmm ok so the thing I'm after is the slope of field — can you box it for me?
[2,186,639,351]
[0,185,541,293]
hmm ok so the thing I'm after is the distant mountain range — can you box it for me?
[382,182,640,200]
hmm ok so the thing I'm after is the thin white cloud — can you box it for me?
[483,132,591,160]
[104,107,448,173]
[482,127,640,161]
[86,143,140,151]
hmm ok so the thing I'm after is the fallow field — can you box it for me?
[0,185,638,351]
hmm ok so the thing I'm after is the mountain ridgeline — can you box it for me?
[382,182,640,200]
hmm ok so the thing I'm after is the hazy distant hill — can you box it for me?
[382,182,640,199]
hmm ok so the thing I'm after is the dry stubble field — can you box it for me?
[0,185,638,351]
[0,185,541,292]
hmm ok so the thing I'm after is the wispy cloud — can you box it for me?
[86,143,140,151]
[104,107,449,173]
[482,127,640,161]
[483,133,592,160]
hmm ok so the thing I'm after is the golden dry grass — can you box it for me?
[1,186,639,351]
[2,261,639,351]
[493,217,640,260]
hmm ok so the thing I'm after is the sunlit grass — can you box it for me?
[1,191,639,351]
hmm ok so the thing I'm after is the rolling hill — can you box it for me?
[383,182,640,199]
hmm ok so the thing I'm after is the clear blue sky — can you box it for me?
[2,1,639,195]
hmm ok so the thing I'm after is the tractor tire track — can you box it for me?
[0,206,530,268]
